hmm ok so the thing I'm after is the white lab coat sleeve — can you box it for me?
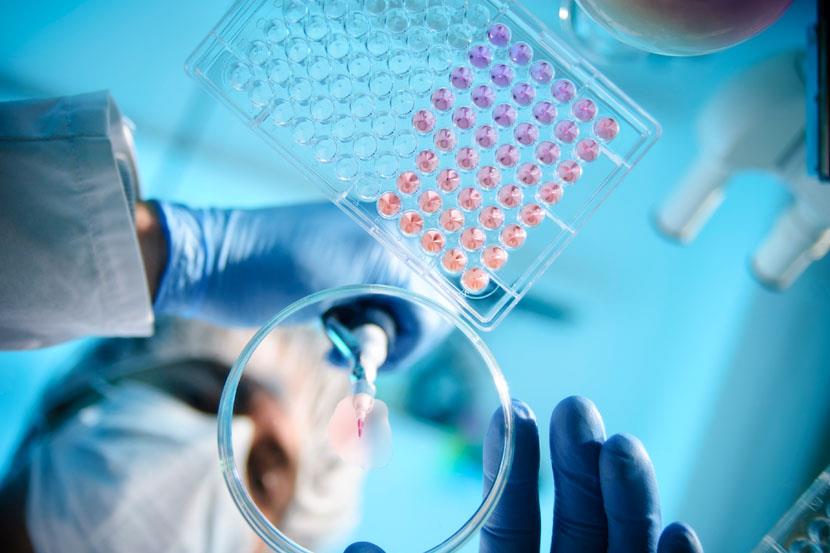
[0,91,153,349]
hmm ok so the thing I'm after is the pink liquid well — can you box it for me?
[458,187,483,211]
[416,150,439,173]
[501,224,527,248]
[536,141,560,165]
[520,203,545,227]
[418,190,442,213]
[479,206,505,229]
[399,211,424,235]
[539,182,564,204]
[397,171,420,194]
[442,247,468,273]
[437,168,461,192]
[434,128,457,152]
[495,144,519,168]
[594,117,619,141]
[461,267,490,292]
[460,227,486,251]
[477,165,501,189]
[456,147,480,171]
[497,184,523,208]
[557,160,582,183]
[573,98,597,122]
[412,109,436,133]
[377,192,402,218]
[576,139,600,162]
[533,101,557,125]
[440,208,465,232]
[554,120,579,143]
[420,229,446,253]
[482,245,508,270]
[431,87,455,111]
[517,163,541,186]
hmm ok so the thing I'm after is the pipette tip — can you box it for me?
[357,418,364,438]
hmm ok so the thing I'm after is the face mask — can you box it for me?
[26,382,256,553]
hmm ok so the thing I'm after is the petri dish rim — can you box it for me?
[217,284,515,553]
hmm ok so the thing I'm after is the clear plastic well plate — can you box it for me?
[187,0,660,329]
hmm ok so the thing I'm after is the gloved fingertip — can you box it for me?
[550,395,606,447]
[344,542,386,553]
[599,433,652,481]
[657,522,704,553]
[484,400,538,483]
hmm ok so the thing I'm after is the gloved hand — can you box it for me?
[343,397,704,553]
[480,397,704,553]
[150,200,442,367]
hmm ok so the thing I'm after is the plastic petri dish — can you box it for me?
[218,285,514,553]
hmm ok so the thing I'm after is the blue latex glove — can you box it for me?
[481,397,704,553]
[150,200,441,367]
[343,397,703,553]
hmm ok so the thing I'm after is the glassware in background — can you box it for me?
[752,465,830,553]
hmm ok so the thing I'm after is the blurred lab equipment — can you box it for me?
[575,0,792,56]
[655,51,830,289]
[557,0,647,65]
[752,465,830,552]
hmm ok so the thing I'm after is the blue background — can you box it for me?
[1,1,828,551]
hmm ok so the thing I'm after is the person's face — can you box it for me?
[244,388,301,526]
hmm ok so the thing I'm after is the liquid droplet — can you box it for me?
[327,397,392,469]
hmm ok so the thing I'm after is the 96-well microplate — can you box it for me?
[187,0,660,329]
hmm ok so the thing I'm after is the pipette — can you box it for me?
[323,315,389,440]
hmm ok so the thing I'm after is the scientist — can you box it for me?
[0,92,703,552]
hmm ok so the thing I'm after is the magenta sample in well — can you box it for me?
[487,23,511,47]
[530,60,554,84]
[472,85,496,108]
[434,128,457,152]
[495,144,520,167]
[514,122,539,146]
[490,64,514,87]
[475,125,498,148]
[456,147,479,170]
[450,66,474,89]
[493,103,517,127]
[594,117,620,141]
[551,79,576,103]
[431,87,455,111]
[535,141,561,164]
[573,98,597,122]
[468,44,493,68]
[412,109,436,133]
[554,120,579,143]
[576,138,600,162]
[508,42,533,65]
[532,101,557,125]
[452,106,476,130]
